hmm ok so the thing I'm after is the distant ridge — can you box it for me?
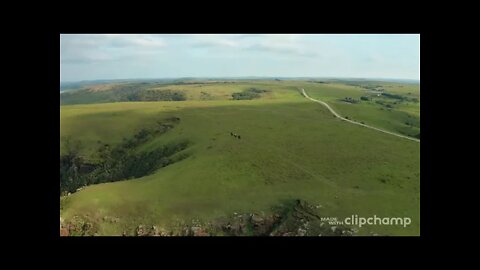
[60,77,419,92]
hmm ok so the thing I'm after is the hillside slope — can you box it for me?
[60,81,420,236]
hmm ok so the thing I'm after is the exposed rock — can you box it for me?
[60,228,69,236]
[251,214,264,226]
[183,226,192,236]
[67,199,356,237]
[136,225,146,236]
[192,227,209,236]
[269,199,354,236]
[103,216,120,223]
[82,222,93,232]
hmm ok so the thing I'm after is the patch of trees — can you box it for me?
[379,92,418,103]
[375,100,396,110]
[381,92,405,100]
[248,88,269,94]
[124,90,186,101]
[346,84,384,91]
[60,138,88,194]
[60,141,188,194]
[360,96,370,101]
[87,140,189,185]
[61,83,154,105]
[232,92,259,100]
[341,97,359,104]
[60,118,188,194]
[232,88,269,100]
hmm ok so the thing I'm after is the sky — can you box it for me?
[60,34,420,82]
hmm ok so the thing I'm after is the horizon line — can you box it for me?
[61,76,420,84]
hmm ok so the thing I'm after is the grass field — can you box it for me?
[293,81,420,137]
[60,80,420,236]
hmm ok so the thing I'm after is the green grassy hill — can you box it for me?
[296,81,420,137]
[60,80,420,236]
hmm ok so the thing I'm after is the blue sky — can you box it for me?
[60,34,420,82]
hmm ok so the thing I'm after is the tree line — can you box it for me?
[60,119,188,195]
[123,89,186,101]
[232,88,269,100]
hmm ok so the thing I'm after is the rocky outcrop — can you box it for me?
[206,199,354,236]
[269,199,354,236]
[61,199,356,236]
[60,228,69,236]
[60,215,97,236]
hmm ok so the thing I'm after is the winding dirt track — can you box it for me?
[301,88,420,143]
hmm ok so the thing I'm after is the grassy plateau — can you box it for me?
[60,79,420,236]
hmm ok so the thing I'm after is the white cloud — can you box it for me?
[190,34,240,48]
[244,34,318,57]
[187,34,318,57]
[61,34,420,81]
[60,34,167,64]
[104,34,166,48]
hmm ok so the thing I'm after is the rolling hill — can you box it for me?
[60,79,420,236]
